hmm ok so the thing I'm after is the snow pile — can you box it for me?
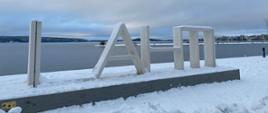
[0,109,5,113]
[41,56,268,113]
[0,107,22,113]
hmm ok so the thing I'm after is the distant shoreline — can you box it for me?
[0,36,90,43]
[0,34,267,43]
[1,42,268,76]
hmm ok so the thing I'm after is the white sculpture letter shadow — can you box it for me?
[93,23,145,78]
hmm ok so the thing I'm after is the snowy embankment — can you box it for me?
[0,59,233,100]
[41,56,268,113]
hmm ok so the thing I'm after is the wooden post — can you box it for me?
[263,48,266,58]
[140,26,151,72]
[28,21,42,87]
[173,27,184,70]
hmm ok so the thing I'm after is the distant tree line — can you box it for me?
[0,36,89,43]
[131,34,268,43]
[215,34,268,43]
[1,34,268,43]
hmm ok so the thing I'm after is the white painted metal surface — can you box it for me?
[175,25,213,32]
[140,26,185,71]
[204,30,216,67]
[173,27,184,70]
[140,26,151,72]
[28,21,42,87]
[174,25,216,68]
[25,21,216,85]
[189,31,200,68]
[93,23,145,78]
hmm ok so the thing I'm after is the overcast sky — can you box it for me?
[0,0,267,39]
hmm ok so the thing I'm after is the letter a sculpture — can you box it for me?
[93,23,145,78]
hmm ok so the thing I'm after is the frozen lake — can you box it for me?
[0,42,267,76]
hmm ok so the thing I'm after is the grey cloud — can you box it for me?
[0,0,267,38]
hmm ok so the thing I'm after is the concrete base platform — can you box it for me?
[0,69,240,113]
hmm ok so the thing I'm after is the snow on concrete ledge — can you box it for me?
[0,60,241,113]
[37,56,268,113]
[0,62,238,101]
[174,25,213,31]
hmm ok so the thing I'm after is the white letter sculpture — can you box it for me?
[140,26,151,72]
[93,23,145,78]
[28,21,42,87]
[173,25,216,68]
[141,25,216,71]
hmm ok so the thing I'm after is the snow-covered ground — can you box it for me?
[0,59,233,100]
[41,56,268,113]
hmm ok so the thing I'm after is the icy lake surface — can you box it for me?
[1,42,268,76]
